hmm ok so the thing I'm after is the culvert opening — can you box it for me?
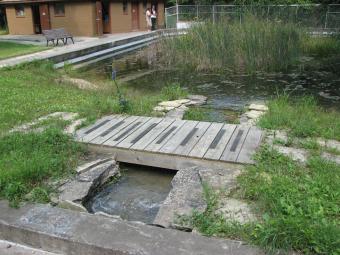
[84,162,176,224]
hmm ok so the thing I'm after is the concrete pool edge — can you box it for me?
[0,201,263,255]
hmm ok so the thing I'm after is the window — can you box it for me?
[123,0,128,15]
[15,4,25,17]
[54,3,65,16]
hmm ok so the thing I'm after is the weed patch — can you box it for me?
[0,129,84,207]
[258,96,340,140]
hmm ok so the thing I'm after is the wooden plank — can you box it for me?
[146,120,187,152]
[203,124,237,160]
[88,144,244,171]
[189,122,224,158]
[104,117,151,147]
[115,117,162,149]
[174,122,211,156]
[75,115,115,140]
[81,116,128,143]
[237,126,263,164]
[220,125,251,162]
[91,116,140,145]
[159,121,199,154]
[130,118,175,151]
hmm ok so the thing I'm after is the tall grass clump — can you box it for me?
[159,15,303,73]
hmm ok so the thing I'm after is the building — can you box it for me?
[0,0,164,36]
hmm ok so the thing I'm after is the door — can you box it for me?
[95,0,103,36]
[131,2,139,31]
[39,4,50,31]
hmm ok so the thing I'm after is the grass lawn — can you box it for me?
[0,41,47,60]
[0,61,186,206]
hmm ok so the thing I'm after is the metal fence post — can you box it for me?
[212,5,215,24]
[196,5,199,20]
[176,4,179,26]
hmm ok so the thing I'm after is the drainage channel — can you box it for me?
[84,163,175,224]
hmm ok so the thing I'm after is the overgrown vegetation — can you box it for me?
[0,128,84,207]
[239,147,340,254]
[258,96,340,140]
[0,41,47,60]
[159,16,303,73]
[158,15,340,73]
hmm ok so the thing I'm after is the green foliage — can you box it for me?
[183,107,210,121]
[239,146,340,254]
[159,16,303,73]
[160,82,188,100]
[258,96,340,140]
[0,129,84,206]
[0,41,47,60]
[302,36,340,58]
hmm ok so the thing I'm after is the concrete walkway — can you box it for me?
[0,31,151,68]
[0,201,262,255]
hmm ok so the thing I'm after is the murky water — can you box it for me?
[83,48,340,117]
[86,163,175,224]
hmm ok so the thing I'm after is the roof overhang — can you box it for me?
[0,0,79,5]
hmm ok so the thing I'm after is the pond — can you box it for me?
[86,163,175,224]
[81,47,340,123]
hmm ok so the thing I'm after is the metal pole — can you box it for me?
[212,5,215,24]
[176,4,179,26]
[196,4,199,20]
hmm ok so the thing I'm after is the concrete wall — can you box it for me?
[49,1,96,37]
[110,1,132,33]
[6,5,34,35]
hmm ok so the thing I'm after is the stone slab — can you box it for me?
[0,240,62,255]
[153,167,206,229]
[0,201,263,255]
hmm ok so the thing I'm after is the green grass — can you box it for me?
[0,41,47,60]
[258,96,340,140]
[183,107,210,121]
[0,128,84,207]
[0,61,189,134]
[239,147,340,255]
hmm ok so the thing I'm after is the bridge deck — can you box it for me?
[75,115,263,169]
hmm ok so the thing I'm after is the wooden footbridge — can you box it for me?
[75,115,264,170]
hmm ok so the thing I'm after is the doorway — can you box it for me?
[31,5,41,34]
[131,2,139,31]
[39,3,51,31]
[102,0,110,33]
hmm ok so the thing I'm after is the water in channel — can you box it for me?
[86,163,175,224]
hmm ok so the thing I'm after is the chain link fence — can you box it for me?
[165,4,340,30]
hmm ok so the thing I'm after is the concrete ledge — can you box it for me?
[0,201,262,255]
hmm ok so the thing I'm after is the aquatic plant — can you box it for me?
[159,15,304,73]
